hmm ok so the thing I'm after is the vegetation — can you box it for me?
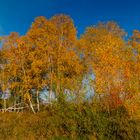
[0,14,139,139]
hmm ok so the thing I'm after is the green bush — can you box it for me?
[0,103,139,140]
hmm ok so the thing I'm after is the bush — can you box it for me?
[0,103,139,139]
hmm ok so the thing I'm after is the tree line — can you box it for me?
[0,14,139,117]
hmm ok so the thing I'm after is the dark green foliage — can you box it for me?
[0,103,139,140]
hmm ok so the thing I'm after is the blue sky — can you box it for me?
[0,0,140,36]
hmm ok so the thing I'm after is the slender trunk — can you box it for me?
[3,99,6,112]
[36,90,40,112]
[49,55,53,103]
[14,94,17,112]
[49,88,52,103]
[29,99,36,114]
[14,99,16,112]
[56,32,62,97]
[56,81,60,97]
